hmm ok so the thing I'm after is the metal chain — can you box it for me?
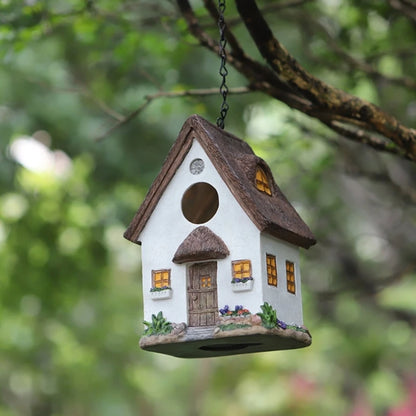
[216,0,229,129]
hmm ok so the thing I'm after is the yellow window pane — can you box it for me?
[266,255,277,286]
[256,168,272,195]
[285,261,295,293]
[152,269,170,288]
[201,276,211,288]
[232,260,251,279]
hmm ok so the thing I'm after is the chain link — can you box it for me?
[216,0,229,129]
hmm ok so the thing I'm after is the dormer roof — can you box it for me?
[124,114,316,249]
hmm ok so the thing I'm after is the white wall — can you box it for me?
[260,233,304,325]
[138,138,306,327]
[139,138,263,323]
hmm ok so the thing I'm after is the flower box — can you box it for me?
[150,288,172,300]
[219,305,251,316]
[231,279,253,292]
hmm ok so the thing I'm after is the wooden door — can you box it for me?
[188,262,218,326]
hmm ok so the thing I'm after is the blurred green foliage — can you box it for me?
[1,1,416,415]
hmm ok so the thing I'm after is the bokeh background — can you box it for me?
[1,1,416,415]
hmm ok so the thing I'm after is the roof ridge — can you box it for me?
[124,115,316,249]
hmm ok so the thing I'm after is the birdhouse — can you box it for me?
[124,115,316,358]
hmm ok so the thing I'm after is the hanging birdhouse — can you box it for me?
[124,115,316,358]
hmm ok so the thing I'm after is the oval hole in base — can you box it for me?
[199,342,262,352]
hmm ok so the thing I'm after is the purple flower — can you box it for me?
[277,319,287,329]
[219,305,230,315]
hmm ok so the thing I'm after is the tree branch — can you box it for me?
[176,0,315,112]
[176,0,416,162]
[94,86,251,141]
[201,0,313,29]
[389,0,416,23]
[300,15,416,91]
[234,0,416,160]
[327,121,409,159]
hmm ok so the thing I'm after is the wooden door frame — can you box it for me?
[187,261,218,327]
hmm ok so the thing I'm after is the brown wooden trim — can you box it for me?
[124,127,195,243]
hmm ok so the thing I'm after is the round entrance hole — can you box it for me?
[181,182,219,224]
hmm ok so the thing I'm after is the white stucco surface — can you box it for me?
[260,234,303,325]
[138,137,304,327]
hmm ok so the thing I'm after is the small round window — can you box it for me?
[181,182,219,224]
[190,158,204,175]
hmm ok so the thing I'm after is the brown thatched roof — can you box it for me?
[172,226,230,264]
[124,114,316,249]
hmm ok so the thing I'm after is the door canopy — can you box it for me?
[172,226,229,264]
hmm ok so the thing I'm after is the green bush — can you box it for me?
[257,302,277,329]
[143,311,173,336]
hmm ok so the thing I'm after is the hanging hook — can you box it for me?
[216,0,229,129]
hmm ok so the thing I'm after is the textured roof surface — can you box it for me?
[172,226,230,264]
[124,114,316,249]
